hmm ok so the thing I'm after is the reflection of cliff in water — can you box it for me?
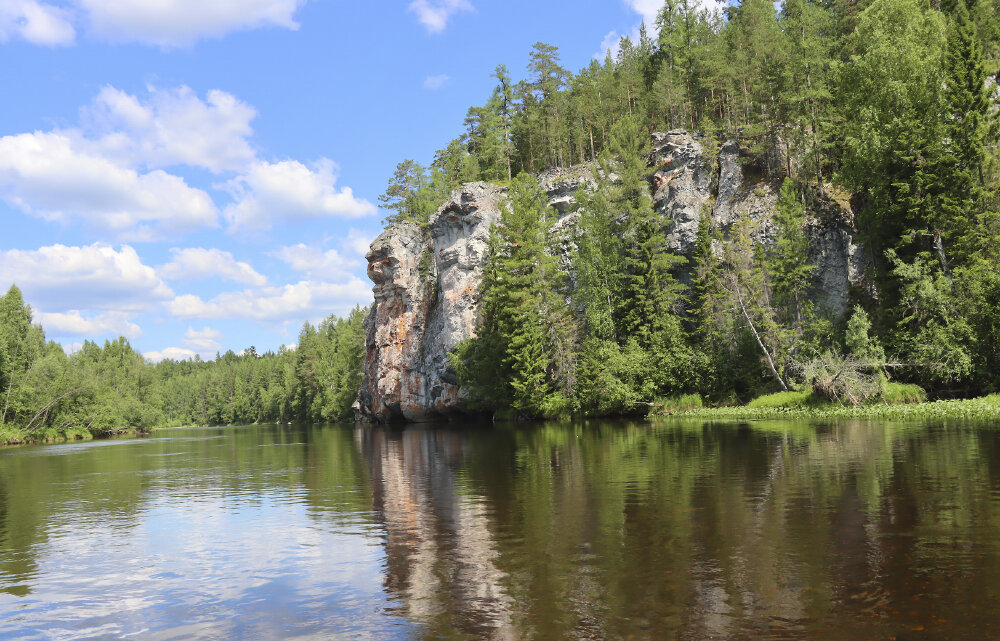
[357,426,516,640]
[353,420,1000,640]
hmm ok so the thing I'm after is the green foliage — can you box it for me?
[0,290,369,445]
[845,305,886,369]
[888,251,974,386]
[881,381,927,404]
[681,393,1000,420]
[652,393,704,415]
[451,173,576,419]
[746,388,821,409]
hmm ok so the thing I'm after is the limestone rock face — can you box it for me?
[650,130,867,307]
[356,222,432,423]
[538,164,597,214]
[356,131,869,422]
[356,184,507,422]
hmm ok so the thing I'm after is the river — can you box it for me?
[2,419,999,640]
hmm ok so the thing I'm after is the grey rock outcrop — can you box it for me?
[356,183,507,422]
[356,131,869,422]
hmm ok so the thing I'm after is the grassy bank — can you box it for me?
[673,393,1000,421]
[0,425,152,447]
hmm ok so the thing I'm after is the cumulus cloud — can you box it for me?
[408,0,472,34]
[143,346,198,363]
[159,248,267,286]
[184,326,224,352]
[81,86,257,173]
[167,278,372,322]
[0,132,219,240]
[0,0,74,46]
[345,229,375,258]
[34,310,143,339]
[0,0,75,46]
[0,85,372,239]
[2,0,308,47]
[424,74,451,90]
[0,244,174,312]
[272,244,360,280]
[625,0,661,25]
[222,159,376,232]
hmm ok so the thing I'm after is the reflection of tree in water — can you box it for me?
[358,426,517,640]
[358,420,1000,640]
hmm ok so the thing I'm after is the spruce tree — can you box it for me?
[769,178,816,328]
[935,0,996,263]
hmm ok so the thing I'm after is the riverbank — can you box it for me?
[672,393,1000,421]
[0,426,153,447]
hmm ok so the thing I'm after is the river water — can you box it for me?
[1,419,999,640]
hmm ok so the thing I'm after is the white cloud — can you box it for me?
[345,229,375,258]
[81,86,257,173]
[424,74,451,90]
[625,0,661,25]
[34,310,142,339]
[222,159,376,232]
[167,278,372,322]
[160,248,267,286]
[143,346,198,363]
[0,0,75,46]
[0,132,219,240]
[77,0,306,47]
[184,326,224,352]
[272,244,359,280]
[63,342,84,355]
[0,244,174,312]
[598,30,624,59]
[0,86,372,240]
[2,0,309,48]
[408,0,472,34]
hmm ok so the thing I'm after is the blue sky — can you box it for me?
[0,0,670,361]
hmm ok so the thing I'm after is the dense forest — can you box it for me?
[382,0,1000,417]
[2,0,999,441]
[0,284,367,444]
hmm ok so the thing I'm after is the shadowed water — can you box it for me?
[2,419,1000,639]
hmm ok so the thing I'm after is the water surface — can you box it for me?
[2,419,1000,639]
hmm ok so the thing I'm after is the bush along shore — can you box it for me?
[664,391,1000,421]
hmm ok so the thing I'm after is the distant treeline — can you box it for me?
[0,285,367,445]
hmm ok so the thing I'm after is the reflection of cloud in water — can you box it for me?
[360,427,516,640]
[0,467,409,640]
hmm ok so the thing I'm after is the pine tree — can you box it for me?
[379,160,428,225]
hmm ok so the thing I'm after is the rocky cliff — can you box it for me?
[355,131,868,422]
[356,183,508,422]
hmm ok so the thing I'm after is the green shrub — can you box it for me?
[881,381,926,405]
[746,388,819,409]
[653,393,703,414]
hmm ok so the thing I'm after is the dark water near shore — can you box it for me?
[2,419,1000,640]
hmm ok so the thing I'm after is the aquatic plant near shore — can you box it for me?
[677,393,1000,421]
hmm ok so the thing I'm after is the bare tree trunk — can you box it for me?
[736,287,788,391]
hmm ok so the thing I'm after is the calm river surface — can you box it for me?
[2,419,1000,640]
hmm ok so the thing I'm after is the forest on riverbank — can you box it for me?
[2,0,999,442]
[0,285,367,444]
